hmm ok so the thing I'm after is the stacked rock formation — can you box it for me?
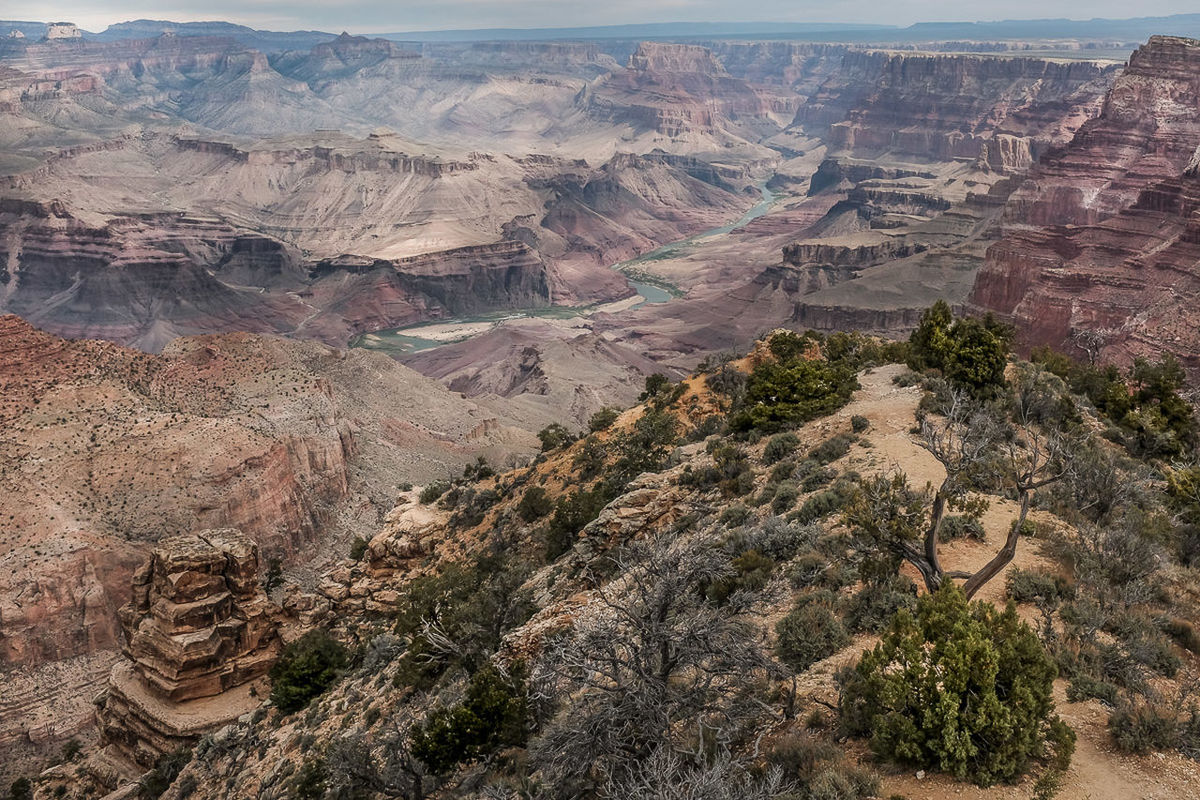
[96,529,280,769]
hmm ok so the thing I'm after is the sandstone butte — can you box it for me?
[94,530,282,778]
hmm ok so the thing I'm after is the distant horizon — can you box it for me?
[3,4,1200,37]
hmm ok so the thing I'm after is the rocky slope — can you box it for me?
[0,317,535,779]
[35,339,1200,800]
[970,36,1200,372]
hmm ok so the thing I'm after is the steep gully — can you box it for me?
[352,181,778,355]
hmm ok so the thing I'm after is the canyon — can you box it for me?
[6,14,1200,797]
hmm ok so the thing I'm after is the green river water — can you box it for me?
[351,181,776,355]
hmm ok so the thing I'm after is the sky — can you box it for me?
[5,1,1199,34]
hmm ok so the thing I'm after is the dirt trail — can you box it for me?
[802,365,1200,800]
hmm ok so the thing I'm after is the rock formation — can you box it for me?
[96,529,280,769]
[793,49,1119,173]
[0,316,535,779]
[970,36,1200,373]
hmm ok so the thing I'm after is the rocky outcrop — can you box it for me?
[0,317,535,779]
[970,37,1200,374]
[96,529,280,769]
[783,238,929,268]
[794,50,1120,173]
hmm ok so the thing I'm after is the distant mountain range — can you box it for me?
[2,14,1200,51]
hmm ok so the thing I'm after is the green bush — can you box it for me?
[544,486,613,561]
[1108,703,1180,754]
[851,415,870,434]
[793,490,845,525]
[290,758,327,800]
[776,599,849,672]
[1158,616,1200,654]
[770,459,797,483]
[269,630,349,714]
[588,407,621,432]
[843,576,917,634]
[731,357,858,434]
[9,779,32,800]
[538,422,576,452]
[349,536,369,561]
[412,662,528,774]
[907,301,1011,397]
[706,549,775,605]
[719,504,751,527]
[517,486,553,522]
[1006,568,1073,606]
[801,467,838,492]
[679,443,755,497]
[419,480,450,504]
[393,556,534,690]
[1066,674,1119,706]
[772,482,800,515]
[838,583,1067,786]
[763,432,800,465]
[808,433,855,465]
[937,514,985,542]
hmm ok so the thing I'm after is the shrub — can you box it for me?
[1006,568,1073,606]
[772,483,800,515]
[349,536,369,561]
[1066,675,1120,706]
[706,549,775,604]
[1108,703,1180,754]
[808,433,855,465]
[419,480,450,505]
[60,738,82,762]
[776,599,849,672]
[1159,616,1200,654]
[639,373,672,401]
[8,781,33,800]
[801,467,838,492]
[843,576,917,634]
[808,766,880,800]
[763,432,800,465]
[517,486,553,522]
[851,415,870,434]
[839,583,1066,786]
[412,662,528,774]
[538,423,576,452]
[291,758,327,800]
[544,486,612,561]
[731,358,858,434]
[770,459,797,483]
[937,514,985,542]
[139,748,192,799]
[719,504,751,527]
[270,630,349,714]
[793,490,846,524]
[680,444,755,497]
[588,407,620,432]
[907,301,1011,397]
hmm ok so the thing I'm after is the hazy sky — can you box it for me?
[6,1,1199,33]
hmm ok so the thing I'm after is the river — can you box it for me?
[351,180,776,355]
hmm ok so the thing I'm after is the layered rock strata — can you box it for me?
[96,530,280,769]
[970,36,1200,373]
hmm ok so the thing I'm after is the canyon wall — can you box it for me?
[970,36,1200,373]
[794,49,1120,173]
